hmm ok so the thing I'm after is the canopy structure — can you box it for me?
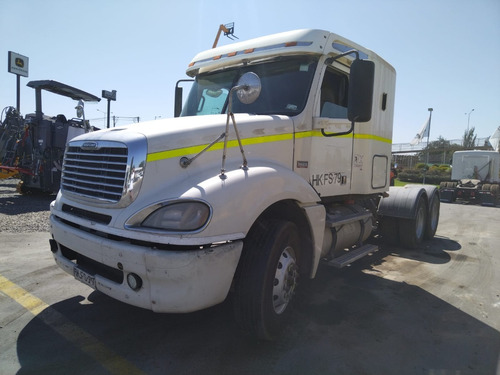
[27,80,101,102]
[489,126,500,152]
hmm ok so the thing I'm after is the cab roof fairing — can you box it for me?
[186,29,331,77]
[185,29,393,78]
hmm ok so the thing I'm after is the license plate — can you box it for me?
[73,267,96,289]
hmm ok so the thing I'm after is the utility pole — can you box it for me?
[466,108,474,133]
[423,108,433,184]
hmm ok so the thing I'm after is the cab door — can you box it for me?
[308,63,354,198]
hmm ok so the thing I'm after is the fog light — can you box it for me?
[127,273,143,291]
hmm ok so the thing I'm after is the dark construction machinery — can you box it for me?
[0,80,100,193]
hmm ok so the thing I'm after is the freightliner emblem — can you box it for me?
[81,141,99,151]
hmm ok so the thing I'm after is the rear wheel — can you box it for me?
[399,197,427,249]
[491,184,499,200]
[424,194,440,239]
[491,184,499,194]
[233,220,301,340]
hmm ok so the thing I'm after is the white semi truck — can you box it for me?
[440,150,500,205]
[49,29,440,339]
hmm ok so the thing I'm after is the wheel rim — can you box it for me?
[429,198,439,231]
[415,204,426,239]
[272,246,298,315]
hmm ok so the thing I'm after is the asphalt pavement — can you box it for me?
[0,201,499,375]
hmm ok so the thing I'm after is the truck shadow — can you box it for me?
[371,235,461,265]
[16,247,500,375]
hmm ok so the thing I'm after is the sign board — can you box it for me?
[8,51,29,77]
[102,89,117,101]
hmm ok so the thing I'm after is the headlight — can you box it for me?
[140,201,210,231]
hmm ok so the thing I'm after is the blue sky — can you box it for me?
[1,0,499,144]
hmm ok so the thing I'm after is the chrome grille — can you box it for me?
[62,142,128,202]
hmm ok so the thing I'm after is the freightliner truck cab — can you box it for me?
[49,29,440,339]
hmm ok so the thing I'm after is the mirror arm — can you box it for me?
[180,133,225,168]
[220,87,249,179]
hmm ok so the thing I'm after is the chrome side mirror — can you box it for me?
[235,72,261,104]
[75,100,84,118]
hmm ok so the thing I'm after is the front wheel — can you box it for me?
[233,220,301,340]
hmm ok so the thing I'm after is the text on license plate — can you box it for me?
[73,267,96,289]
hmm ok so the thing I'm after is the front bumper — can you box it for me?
[50,215,243,313]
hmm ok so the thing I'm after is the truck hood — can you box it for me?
[77,114,293,156]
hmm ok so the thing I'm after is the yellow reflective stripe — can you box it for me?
[147,133,293,162]
[146,131,391,162]
[354,133,392,144]
[295,130,391,143]
[295,130,323,138]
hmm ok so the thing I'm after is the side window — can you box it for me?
[320,68,349,118]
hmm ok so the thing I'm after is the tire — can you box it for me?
[233,220,301,340]
[399,197,427,249]
[491,184,499,194]
[16,181,33,195]
[424,194,440,240]
[489,184,499,206]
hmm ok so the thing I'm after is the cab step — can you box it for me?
[325,244,378,268]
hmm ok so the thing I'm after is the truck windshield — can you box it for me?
[181,56,319,117]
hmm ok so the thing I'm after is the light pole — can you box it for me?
[466,108,474,132]
[423,108,433,184]
[97,109,111,128]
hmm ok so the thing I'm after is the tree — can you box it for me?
[462,126,477,149]
[418,135,461,165]
[428,136,451,150]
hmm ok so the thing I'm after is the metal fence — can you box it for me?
[391,137,492,169]
[391,137,491,154]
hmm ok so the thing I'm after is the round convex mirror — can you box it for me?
[236,72,261,104]
[75,100,84,118]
